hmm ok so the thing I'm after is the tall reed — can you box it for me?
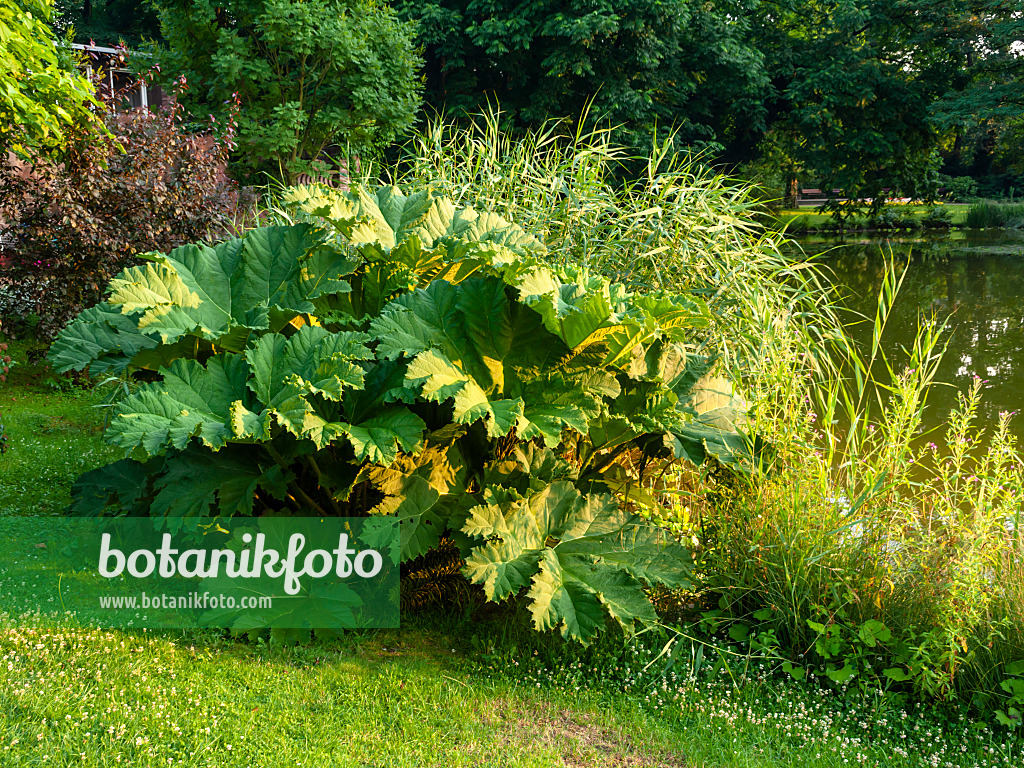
[965,202,1024,229]
[372,107,848,385]
[692,258,1024,706]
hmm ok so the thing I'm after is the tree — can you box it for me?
[751,0,1024,213]
[149,0,423,183]
[0,0,99,151]
[54,0,162,47]
[926,2,1024,131]
[394,0,769,152]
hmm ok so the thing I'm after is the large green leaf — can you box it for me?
[70,457,160,516]
[510,266,710,369]
[284,185,546,258]
[340,407,426,466]
[150,444,291,527]
[107,354,254,457]
[406,349,524,438]
[462,477,691,643]
[49,224,356,377]
[49,304,159,375]
[372,277,590,438]
[240,325,372,443]
[371,276,565,383]
[370,474,447,560]
[528,550,636,640]
[247,326,370,404]
[517,374,603,447]
[362,443,471,560]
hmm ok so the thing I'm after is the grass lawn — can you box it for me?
[773,205,970,230]
[0,339,120,517]
[1,337,1022,767]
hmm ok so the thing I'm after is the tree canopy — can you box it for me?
[149,0,423,183]
[393,0,770,152]
[49,0,1022,197]
[0,0,99,152]
[752,0,1024,208]
[396,0,1023,200]
[55,1,161,47]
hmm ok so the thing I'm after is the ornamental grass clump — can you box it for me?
[50,184,756,643]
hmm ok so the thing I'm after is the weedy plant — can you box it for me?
[684,258,1024,721]
[50,184,757,643]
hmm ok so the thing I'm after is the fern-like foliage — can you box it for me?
[53,184,758,643]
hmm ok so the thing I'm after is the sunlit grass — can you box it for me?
[775,205,970,230]
[0,341,119,516]
[2,374,1022,767]
[484,629,1024,768]
[0,621,696,768]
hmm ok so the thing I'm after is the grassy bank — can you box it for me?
[774,205,970,232]
[964,203,1024,229]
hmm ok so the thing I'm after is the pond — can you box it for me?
[788,229,1024,442]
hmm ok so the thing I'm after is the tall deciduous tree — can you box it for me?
[150,0,423,183]
[54,0,162,47]
[752,0,1024,211]
[0,0,100,151]
[394,0,770,152]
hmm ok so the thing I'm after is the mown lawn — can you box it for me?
[1,339,1022,768]
[774,204,970,230]
[0,340,120,517]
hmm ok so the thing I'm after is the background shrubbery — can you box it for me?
[0,76,253,339]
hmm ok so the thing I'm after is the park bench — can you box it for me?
[798,188,826,206]
[798,188,850,206]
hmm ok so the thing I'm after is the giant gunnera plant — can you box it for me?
[51,185,753,643]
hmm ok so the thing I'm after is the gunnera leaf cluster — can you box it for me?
[51,184,755,643]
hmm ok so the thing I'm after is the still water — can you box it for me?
[790,230,1024,440]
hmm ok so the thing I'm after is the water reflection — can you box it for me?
[789,230,1024,438]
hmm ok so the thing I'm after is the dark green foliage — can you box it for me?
[55,0,162,47]
[394,0,768,151]
[149,0,423,183]
[53,185,756,642]
[752,0,1024,213]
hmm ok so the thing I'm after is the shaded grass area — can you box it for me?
[1,351,1023,768]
